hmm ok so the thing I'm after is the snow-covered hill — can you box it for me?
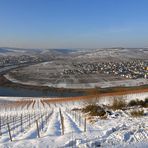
[0,93,147,148]
[0,47,148,60]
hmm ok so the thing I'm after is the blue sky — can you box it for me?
[0,0,148,48]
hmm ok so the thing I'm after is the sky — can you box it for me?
[0,0,148,49]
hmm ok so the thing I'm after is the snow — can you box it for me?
[98,92,148,105]
[0,92,147,147]
[44,110,61,136]
[63,112,81,134]
[4,72,148,88]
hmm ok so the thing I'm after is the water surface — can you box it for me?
[0,86,84,97]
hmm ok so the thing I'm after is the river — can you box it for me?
[0,86,84,97]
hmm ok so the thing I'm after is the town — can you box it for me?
[0,55,48,67]
[63,60,148,79]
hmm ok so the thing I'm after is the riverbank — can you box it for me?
[0,75,88,97]
[0,74,148,99]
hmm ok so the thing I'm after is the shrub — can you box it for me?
[128,99,148,108]
[144,98,148,107]
[72,108,81,111]
[145,98,148,103]
[137,100,145,106]
[110,98,127,110]
[82,104,106,116]
[128,100,137,106]
[130,109,144,117]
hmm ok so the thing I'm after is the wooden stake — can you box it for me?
[7,123,12,141]
[21,114,23,132]
[0,116,2,136]
[84,118,86,132]
[29,114,31,127]
[59,108,64,135]
[36,120,40,138]
[79,114,81,127]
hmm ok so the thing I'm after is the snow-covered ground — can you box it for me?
[0,92,147,148]
[47,78,148,89]
[4,73,148,88]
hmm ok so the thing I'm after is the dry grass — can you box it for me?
[0,99,34,111]
[82,104,106,116]
[110,98,127,110]
[130,109,144,117]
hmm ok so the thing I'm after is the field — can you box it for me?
[0,92,147,148]
[2,48,147,89]
[5,60,123,87]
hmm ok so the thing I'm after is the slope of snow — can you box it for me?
[0,93,147,148]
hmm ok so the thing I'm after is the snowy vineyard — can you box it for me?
[0,96,147,148]
[0,99,90,145]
